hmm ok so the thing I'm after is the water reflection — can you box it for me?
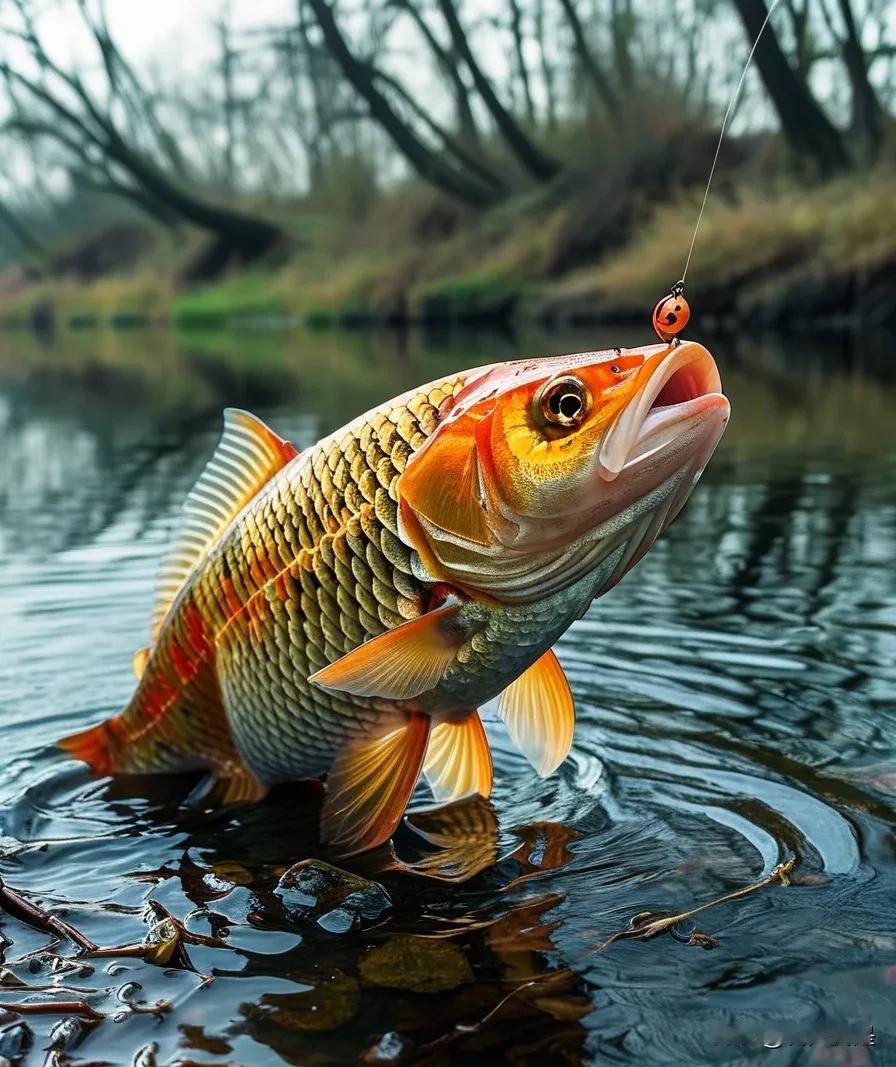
[0,324,894,1065]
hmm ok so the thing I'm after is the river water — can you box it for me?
[0,324,893,1066]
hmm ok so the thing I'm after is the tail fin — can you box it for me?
[59,720,118,776]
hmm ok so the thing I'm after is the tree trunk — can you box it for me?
[610,0,635,93]
[731,0,851,176]
[534,0,557,129]
[435,0,560,181]
[307,0,504,206]
[1,58,286,264]
[391,0,480,144]
[217,16,237,192]
[556,0,622,122]
[508,0,536,125]
[373,69,506,195]
[835,0,884,162]
[101,127,285,258]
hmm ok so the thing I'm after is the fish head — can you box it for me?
[398,341,730,602]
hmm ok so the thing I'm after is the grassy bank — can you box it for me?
[2,170,894,336]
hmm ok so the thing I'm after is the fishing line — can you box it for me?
[680,0,784,285]
[651,0,785,343]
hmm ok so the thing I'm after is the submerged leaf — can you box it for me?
[179,1023,233,1055]
[210,860,254,887]
[259,971,360,1031]
[359,936,473,993]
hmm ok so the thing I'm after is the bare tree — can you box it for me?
[304,0,508,204]
[730,0,851,175]
[533,0,558,129]
[0,0,286,265]
[0,197,47,263]
[215,5,238,193]
[610,0,635,93]
[434,0,561,180]
[387,0,480,143]
[507,0,537,124]
[819,0,885,161]
[556,0,622,123]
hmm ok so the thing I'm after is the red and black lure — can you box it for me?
[652,280,690,345]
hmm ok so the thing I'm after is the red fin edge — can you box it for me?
[59,721,117,777]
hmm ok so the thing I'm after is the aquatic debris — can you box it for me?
[485,895,563,953]
[85,901,225,978]
[251,971,360,1032]
[359,936,473,993]
[593,857,797,954]
[112,983,171,1021]
[0,1000,103,1020]
[359,968,586,1064]
[0,1019,32,1061]
[45,1013,102,1065]
[360,1030,418,1064]
[133,1041,158,1066]
[0,876,97,954]
[274,859,392,932]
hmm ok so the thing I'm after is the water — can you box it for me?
[0,324,894,1066]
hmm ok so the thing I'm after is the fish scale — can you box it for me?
[86,374,471,784]
[216,379,468,780]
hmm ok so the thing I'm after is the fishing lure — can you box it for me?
[652,281,690,345]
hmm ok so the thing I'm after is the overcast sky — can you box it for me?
[40,0,294,70]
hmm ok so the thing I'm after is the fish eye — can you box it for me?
[535,375,590,429]
[610,365,622,374]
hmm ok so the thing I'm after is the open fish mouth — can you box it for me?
[598,341,729,482]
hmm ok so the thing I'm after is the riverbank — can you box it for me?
[1,169,894,335]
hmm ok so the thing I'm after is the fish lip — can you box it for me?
[597,341,729,482]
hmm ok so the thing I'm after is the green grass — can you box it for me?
[575,169,896,319]
[2,168,895,333]
[172,273,289,328]
[410,268,523,322]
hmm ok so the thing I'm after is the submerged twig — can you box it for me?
[593,857,796,954]
[361,973,560,1065]
[86,906,222,977]
[0,877,97,953]
[0,1000,103,1020]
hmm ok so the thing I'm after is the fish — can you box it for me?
[60,340,729,854]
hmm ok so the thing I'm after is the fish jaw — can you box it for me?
[597,340,729,484]
[579,341,729,595]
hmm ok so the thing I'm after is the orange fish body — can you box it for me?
[62,342,729,853]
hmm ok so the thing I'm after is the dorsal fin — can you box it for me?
[132,646,150,679]
[151,408,298,641]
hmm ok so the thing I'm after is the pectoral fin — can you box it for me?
[308,604,465,700]
[321,713,430,855]
[497,649,575,777]
[423,713,493,802]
